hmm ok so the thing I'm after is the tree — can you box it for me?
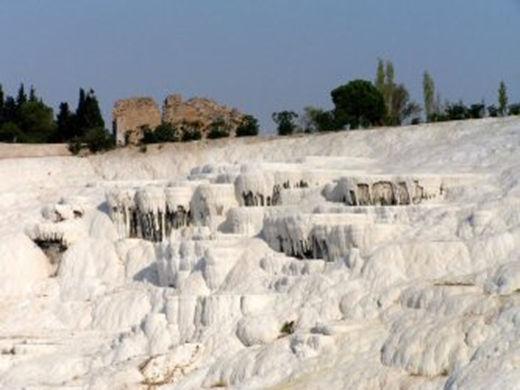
[313,110,337,132]
[0,122,23,142]
[0,84,4,118]
[374,59,419,126]
[82,127,115,153]
[375,59,385,93]
[488,105,499,118]
[388,84,421,126]
[236,115,259,137]
[56,102,75,141]
[445,101,469,121]
[76,89,104,133]
[469,103,485,119]
[2,97,17,124]
[498,81,508,116]
[154,123,179,142]
[423,72,436,121]
[207,118,231,139]
[375,59,395,122]
[331,80,385,129]
[383,61,395,114]
[509,104,520,116]
[29,86,37,102]
[300,106,336,133]
[272,111,298,135]
[18,100,56,142]
[181,127,202,142]
[16,83,27,108]
[76,88,86,116]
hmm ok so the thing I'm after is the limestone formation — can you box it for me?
[2,118,520,389]
[112,97,161,145]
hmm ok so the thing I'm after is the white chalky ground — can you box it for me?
[0,117,519,389]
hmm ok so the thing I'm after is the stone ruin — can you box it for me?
[113,94,246,145]
[112,98,161,145]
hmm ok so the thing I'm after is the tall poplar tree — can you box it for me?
[423,71,435,121]
[375,59,385,93]
[498,81,508,116]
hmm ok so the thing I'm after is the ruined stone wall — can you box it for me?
[112,94,245,145]
[162,94,245,137]
[112,98,161,145]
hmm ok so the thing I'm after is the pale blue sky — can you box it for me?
[1,0,519,131]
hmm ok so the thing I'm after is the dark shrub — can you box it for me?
[236,115,259,137]
[488,105,499,118]
[182,128,202,142]
[272,111,298,136]
[445,102,469,120]
[141,123,179,144]
[83,127,115,153]
[469,104,485,119]
[67,137,83,155]
[207,127,230,139]
[509,104,520,116]
[154,123,179,142]
[207,118,231,139]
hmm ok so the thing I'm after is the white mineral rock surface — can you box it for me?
[0,117,520,389]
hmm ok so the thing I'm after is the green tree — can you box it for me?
[375,59,385,93]
[18,100,56,142]
[3,97,17,123]
[29,86,37,102]
[56,102,75,141]
[469,103,485,119]
[386,83,421,126]
[300,106,336,132]
[445,101,469,121]
[0,84,4,117]
[236,115,259,137]
[498,81,508,116]
[509,104,520,116]
[488,105,499,118]
[83,127,115,153]
[375,59,395,119]
[76,89,104,133]
[300,106,322,133]
[0,122,23,142]
[207,117,231,139]
[181,127,202,142]
[375,59,419,126]
[272,111,298,135]
[423,72,436,121]
[383,61,395,113]
[331,80,385,129]
[16,83,27,108]
[154,122,179,142]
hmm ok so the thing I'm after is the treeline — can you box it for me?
[2,60,518,152]
[0,83,114,152]
[272,59,520,135]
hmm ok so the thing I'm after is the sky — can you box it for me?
[0,0,519,132]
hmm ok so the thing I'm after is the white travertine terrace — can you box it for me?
[1,117,520,389]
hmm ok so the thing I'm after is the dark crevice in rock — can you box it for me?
[33,239,68,277]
